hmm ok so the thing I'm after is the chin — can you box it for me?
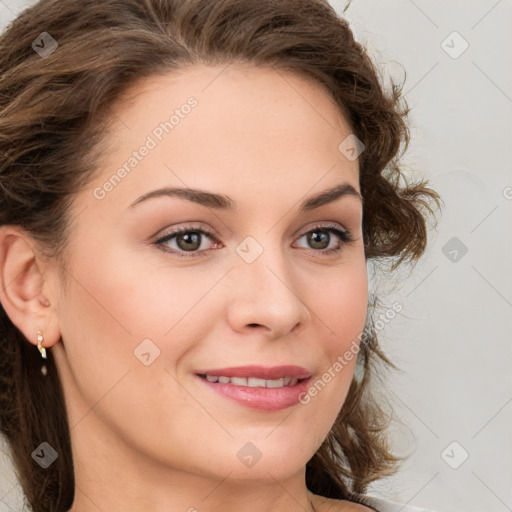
[185,440,313,484]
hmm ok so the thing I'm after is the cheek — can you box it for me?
[298,257,367,428]
[57,242,217,396]
[62,235,213,341]
[56,248,206,454]
[314,258,368,354]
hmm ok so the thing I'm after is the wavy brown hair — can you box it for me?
[0,0,442,510]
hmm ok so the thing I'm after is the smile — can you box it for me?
[198,374,300,387]
[194,365,313,410]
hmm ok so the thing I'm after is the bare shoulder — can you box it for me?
[309,492,377,512]
[339,503,376,512]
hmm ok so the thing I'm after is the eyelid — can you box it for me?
[153,221,353,258]
[153,224,219,257]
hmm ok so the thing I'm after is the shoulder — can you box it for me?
[309,492,438,512]
[309,493,378,512]
[339,503,376,512]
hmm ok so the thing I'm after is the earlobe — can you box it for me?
[0,225,61,351]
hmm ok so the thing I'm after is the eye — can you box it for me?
[293,223,353,255]
[154,225,219,258]
[154,223,353,258]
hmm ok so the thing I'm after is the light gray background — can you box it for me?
[1,1,511,511]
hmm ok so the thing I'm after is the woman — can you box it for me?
[0,0,442,511]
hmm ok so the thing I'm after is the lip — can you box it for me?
[194,365,313,412]
[194,365,312,380]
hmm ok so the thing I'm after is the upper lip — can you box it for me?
[195,365,312,380]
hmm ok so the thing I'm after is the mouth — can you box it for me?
[194,365,313,411]
[196,374,307,388]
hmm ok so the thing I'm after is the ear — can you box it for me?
[0,225,61,352]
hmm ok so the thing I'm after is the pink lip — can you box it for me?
[194,365,313,411]
[194,365,312,380]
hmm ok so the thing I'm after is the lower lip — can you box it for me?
[196,375,312,411]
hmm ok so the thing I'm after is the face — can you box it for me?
[49,64,367,484]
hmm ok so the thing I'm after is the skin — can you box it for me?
[0,64,371,511]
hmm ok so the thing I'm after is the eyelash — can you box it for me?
[154,223,353,259]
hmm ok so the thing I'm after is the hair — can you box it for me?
[0,0,442,510]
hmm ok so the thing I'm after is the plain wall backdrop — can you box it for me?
[1,1,511,511]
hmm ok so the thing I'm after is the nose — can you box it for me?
[225,245,312,339]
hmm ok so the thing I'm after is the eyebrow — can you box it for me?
[128,182,363,212]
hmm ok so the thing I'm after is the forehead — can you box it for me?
[107,63,354,154]
[75,64,360,218]
[114,63,350,126]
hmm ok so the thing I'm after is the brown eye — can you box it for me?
[154,223,352,259]
[306,230,331,250]
[155,226,218,258]
[294,225,352,255]
[175,231,202,251]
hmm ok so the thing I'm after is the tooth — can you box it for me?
[248,377,267,388]
[230,377,248,386]
[208,376,297,387]
[266,378,284,388]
